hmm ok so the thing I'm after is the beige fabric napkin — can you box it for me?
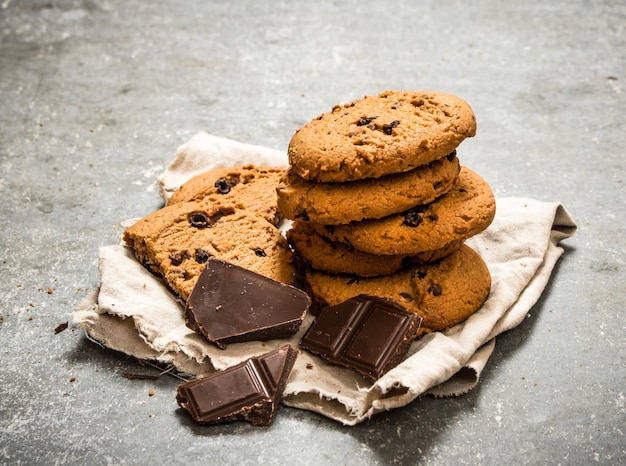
[73,132,577,425]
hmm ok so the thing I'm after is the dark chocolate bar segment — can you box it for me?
[300,295,421,381]
[176,344,299,426]
[185,258,311,348]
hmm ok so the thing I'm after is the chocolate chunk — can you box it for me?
[299,295,421,381]
[188,212,210,228]
[185,258,311,349]
[169,251,185,266]
[402,207,424,227]
[382,120,400,135]
[356,116,377,126]
[430,283,443,296]
[188,208,234,229]
[176,344,299,426]
[195,249,210,263]
[54,321,68,334]
[253,248,266,257]
[214,178,231,194]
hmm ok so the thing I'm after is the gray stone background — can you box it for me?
[0,0,624,464]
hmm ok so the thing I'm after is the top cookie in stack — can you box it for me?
[277,90,496,334]
[286,90,476,183]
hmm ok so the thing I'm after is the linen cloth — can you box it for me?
[73,132,577,425]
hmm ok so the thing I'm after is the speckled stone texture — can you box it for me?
[0,0,624,464]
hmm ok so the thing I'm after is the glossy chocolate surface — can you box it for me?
[185,258,311,348]
[176,344,299,426]
[300,295,421,381]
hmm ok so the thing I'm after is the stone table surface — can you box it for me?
[0,1,624,465]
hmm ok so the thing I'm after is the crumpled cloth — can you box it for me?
[73,132,577,425]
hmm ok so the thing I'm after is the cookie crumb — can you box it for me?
[54,321,69,334]
[148,389,155,397]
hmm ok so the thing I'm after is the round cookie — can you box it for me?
[287,219,463,277]
[123,200,296,301]
[305,245,491,334]
[288,90,476,182]
[167,165,286,225]
[277,152,460,224]
[315,167,495,256]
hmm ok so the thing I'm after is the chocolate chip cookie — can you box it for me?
[277,152,460,224]
[314,167,495,256]
[168,165,286,225]
[304,244,491,334]
[288,90,476,182]
[287,219,463,277]
[123,201,296,301]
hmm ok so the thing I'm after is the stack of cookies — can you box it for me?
[277,90,496,334]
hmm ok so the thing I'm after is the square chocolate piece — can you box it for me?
[300,294,421,381]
